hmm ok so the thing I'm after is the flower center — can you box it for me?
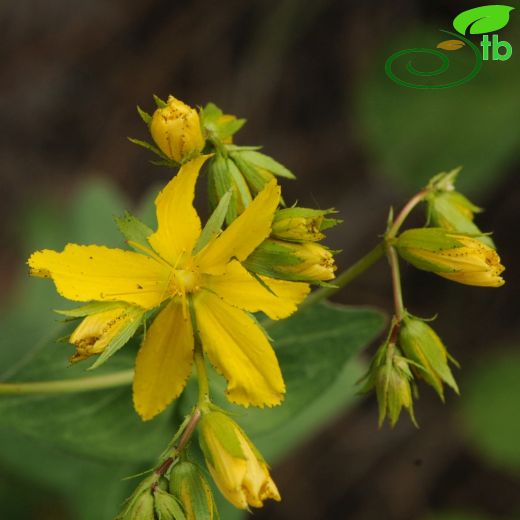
[171,268,201,295]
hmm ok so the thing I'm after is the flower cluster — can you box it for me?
[362,168,505,426]
[28,94,339,516]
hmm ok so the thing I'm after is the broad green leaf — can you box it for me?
[453,5,514,35]
[0,428,136,520]
[460,352,520,473]
[0,331,173,462]
[194,190,232,253]
[114,210,153,250]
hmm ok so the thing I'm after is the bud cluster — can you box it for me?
[132,94,340,285]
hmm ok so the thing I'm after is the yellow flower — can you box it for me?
[28,156,310,420]
[199,411,280,510]
[150,95,205,163]
[68,305,143,364]
[395,228,505,287]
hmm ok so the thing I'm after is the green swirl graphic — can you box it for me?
[385,30,483,89]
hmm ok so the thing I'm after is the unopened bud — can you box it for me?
[169,460,215,520]
[150,95,205,163]
[395,228,505,287]
[399,315,458,400]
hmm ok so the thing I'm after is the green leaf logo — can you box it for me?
[453,5,514,35]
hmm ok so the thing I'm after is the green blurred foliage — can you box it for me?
[461,352,520,474]
[356,26,520,195]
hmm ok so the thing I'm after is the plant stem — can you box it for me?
[386,243,405,322]
[154,408,202,481]
[386,189,429,239]
[0,369,133,395]
[194,344,210,408]
[301,242,385,308]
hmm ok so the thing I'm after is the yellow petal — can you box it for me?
[28,245,171,309]
[203,260,309,319]
[195,180,280,275]
[193,290,285,407]
[133,301,194,420]
[148,155,210,266]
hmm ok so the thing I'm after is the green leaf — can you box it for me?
[238,150,295,179]
[0,332,173,463]
[194,190,232,254]
[115,210,154,250]
[153,94,167,108]
[461,352,520,473]
[0,428,136,520]
[453,5,514,35]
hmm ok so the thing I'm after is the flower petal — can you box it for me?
[194,290,285,407]
[28,245,171,309]
[195,180,280,275]
[133,301,194,420]
[203,260,309,319]
[148,155,210,266]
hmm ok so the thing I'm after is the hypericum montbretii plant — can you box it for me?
[12,94,504,518]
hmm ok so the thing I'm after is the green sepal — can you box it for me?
[137,105,152,126]
[116,474,156,520]
[194,190,232,254]
[199,412,247,465]
[399,315,459,398]
[201,102,246,142]
[153,94,167,108]
[115,211,153,251]
[127,137,165,158]
[238,150,295,179]
[153,488,187,520]
[207,155,238,224]
[88,306,145,370]
[55,301,126,318]
[230,152,269,194]
[169,461,216,520]
[395,228,468,273]
[227,158,252,210]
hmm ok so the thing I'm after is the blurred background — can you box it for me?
[1,1,519,519]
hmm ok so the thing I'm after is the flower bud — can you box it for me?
[271,208,339,242]
[395,228,505,287]
[399,315,458,400]
[360,342,417,427]
[150,95,205,163]
[207,155,251,224]
[428,191,494,248]
[169,460,215,519]
[116,476,156,520]
[245,239,336,282]
[153,487,186,520]
[69,305,142,364]
[198,411,280,510]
